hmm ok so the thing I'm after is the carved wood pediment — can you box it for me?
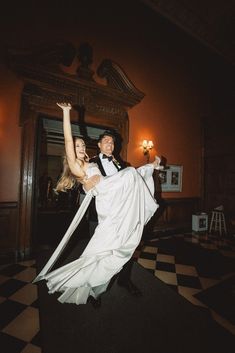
[8,41,145,126]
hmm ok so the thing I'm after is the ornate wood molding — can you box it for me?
[8,42,145,126]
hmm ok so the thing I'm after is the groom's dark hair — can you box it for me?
[98,130,116,143]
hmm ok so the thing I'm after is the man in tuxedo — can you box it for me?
[89,130,141,298]
[89,131,125,175]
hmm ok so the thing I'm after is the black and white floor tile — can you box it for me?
[136,232,235,335]
[0,260,41,353]
[0,232,234,352]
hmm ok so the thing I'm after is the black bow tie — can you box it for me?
[102,154,113,161]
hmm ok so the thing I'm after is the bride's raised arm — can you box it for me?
[57,103,84,178]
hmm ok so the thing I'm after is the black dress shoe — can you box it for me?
[87,296,101,308]
[117,280,142,297]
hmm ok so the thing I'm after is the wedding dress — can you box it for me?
[33,163,159,305]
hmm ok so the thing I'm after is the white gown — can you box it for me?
[33,163,159,305]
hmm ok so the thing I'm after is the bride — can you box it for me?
[33,103,161,305]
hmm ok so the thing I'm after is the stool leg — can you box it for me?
[209,213,215,233]
[219,214,222,236]
[221,213,227,235]
[215,212,218,232]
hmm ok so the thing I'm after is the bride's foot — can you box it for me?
[153,156,164,170]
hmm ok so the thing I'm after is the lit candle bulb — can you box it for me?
[142,140,148,148]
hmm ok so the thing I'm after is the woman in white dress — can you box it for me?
[33,103,161,305]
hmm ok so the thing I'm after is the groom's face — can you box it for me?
[98,135,114,156]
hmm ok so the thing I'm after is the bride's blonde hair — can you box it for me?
[55,138,89,193]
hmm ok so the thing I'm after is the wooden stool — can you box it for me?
[209,210,227,236]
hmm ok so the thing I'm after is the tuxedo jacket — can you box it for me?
[89,155,126,176]
[88,155,126,222]
[88,155,135,278]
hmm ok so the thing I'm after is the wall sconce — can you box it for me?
[142,140,154,162]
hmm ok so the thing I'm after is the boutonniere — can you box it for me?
[112,158,122,169]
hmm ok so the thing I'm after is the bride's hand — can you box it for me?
[83,175,101,191]
[56,102,72,110]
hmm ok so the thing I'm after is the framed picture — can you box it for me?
[159,165,183,192]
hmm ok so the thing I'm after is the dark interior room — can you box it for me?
[0,1,234,352]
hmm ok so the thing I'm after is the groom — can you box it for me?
[89,130,142,297]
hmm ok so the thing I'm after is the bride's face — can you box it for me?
[75,138,86,160]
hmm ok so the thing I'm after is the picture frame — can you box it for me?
[158,165,183,192]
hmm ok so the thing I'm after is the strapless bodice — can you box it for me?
[85,162,102,178]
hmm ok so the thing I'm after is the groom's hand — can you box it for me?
[83,175,101,191]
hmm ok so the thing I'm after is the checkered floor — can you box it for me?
[0,260,41,353]
[1,233,235,353]
[136,232,235,335]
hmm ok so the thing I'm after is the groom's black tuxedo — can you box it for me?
[88,154,135,287]
[89,154,126,176]
[88,154,125,221]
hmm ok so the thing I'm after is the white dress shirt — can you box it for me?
[99,153,118,176]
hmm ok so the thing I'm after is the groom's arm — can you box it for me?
[83,175,101,192]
